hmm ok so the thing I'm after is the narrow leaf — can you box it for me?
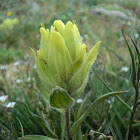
[11,122,18,140]
[121,29,137,83]
[72,109,82,140]
[17,117,24,137]
[19,135,57,140]
[78,90,92,117]
[93,68,132,112]
[33,70,50,102]
[130,36,140,62]
[70,91,128,135]
[60,114,66,140]
[16,101,56,138]
[130,21,137,43]
[109,124,118,140]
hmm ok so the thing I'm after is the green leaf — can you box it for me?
[113,119,123,140]
[70,91,128,135]
[130,36,140,61]
[109,124,118,140]
[19,135,57,140]
[34,70,64,115]
[40,23,46,29]
[16,101,57,138]
[132,123,140,128]
[50,87,74,109]
[134,27,140,38]
[130,21,137,44]
[17,117,24,137]
[78,90,92,117]
[112,103,127,131]
[121,29,137,84]
[60,114,66,140]
[33,70,50,102]
[130,36,140,82]
[93,68,132,112]
[11,122,18,140]
[72,109,82,140]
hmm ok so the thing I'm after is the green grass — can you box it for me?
[0,46,24,64]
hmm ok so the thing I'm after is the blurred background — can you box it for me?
[0,0,140,139]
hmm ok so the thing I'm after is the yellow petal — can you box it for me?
[50,25,55,33]
[68,41,101,97]
[53,20,65,36]
[86,41,101,65]
[68,63,90,97]
[64,21,79,61]
[74,24,81,43]
[73,43,86,73]
[77,44,86,63]
[40,27,49,59]
[48,31,73,81]
[37,49,44,59]
[29,47,58,90]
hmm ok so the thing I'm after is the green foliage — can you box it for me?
[71,90,128,135]
[0,46,24,64]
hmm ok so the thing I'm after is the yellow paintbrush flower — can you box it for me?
[30,20,101,108]
[7,11,12,16]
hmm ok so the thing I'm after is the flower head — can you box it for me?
[7,11,12,16]
[0,18,19,31]
[6,102,16,108]
[0,95,8,103]
[30,20,101,99]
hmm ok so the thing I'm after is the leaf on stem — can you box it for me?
[93,68,132,112]
[121,29,137,85]
[70,91,128,135]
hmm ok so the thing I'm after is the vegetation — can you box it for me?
[0,0,139,140]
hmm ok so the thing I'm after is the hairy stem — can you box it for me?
[65,109,72,140]
[127,86,139,139]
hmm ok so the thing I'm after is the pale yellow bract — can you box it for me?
[30,20,101,98]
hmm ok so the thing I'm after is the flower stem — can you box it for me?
[127,86,139,139]
[65,108,72,140]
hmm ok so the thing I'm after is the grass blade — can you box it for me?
[70,91,128,135]
[121,29,137,83]
[93,68,132,112]
[11,123,18,140]
[19,135,57,140]
[78,90,92,117]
